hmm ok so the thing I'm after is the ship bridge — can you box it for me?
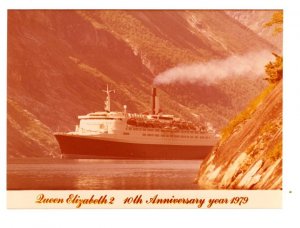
[75,110,126,135]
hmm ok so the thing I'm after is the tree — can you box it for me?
[264,11,283,83]
[264,53,283,83]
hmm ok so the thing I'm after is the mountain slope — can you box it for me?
[7,98,60,158]
[196,80,282,189]
[225,10,283,51]
[7,10,278,157]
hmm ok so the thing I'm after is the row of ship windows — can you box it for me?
[140,133,209,139]
[126,127,206,134]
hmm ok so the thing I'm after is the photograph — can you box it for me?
[7,10,282,193]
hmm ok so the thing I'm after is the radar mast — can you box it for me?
[102,85,115,112]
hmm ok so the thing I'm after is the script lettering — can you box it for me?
[35,194,64,204]
[207,198,228,208]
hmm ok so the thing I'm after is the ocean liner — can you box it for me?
[54,86,219,160]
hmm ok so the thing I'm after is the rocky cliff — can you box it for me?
[196,80,282,189]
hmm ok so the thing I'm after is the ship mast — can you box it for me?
[102,85,115,112]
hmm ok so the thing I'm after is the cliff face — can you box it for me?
[7,10,277,157]
[196,81,282,189]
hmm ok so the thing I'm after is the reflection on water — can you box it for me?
[7,159,202,190]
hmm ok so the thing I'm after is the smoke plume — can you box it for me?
[153,50,273,85]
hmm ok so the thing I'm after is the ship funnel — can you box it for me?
[152,88,160,114]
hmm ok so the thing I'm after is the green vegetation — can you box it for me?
[259,119,280,136]
[264,53,283,84]
[265,141,282,161]
[264,11,283,84]
[264,11,283,34]
[221,84,275,142]
[221,11,283,141]
[7,98,60,157]
[78,11,200,73]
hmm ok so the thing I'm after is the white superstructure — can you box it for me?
[67,86,218,146]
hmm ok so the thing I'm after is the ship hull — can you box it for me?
[55,134,214,160]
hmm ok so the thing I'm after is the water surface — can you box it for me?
[7,159,202,190]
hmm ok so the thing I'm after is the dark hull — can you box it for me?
[54,134,213,160]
